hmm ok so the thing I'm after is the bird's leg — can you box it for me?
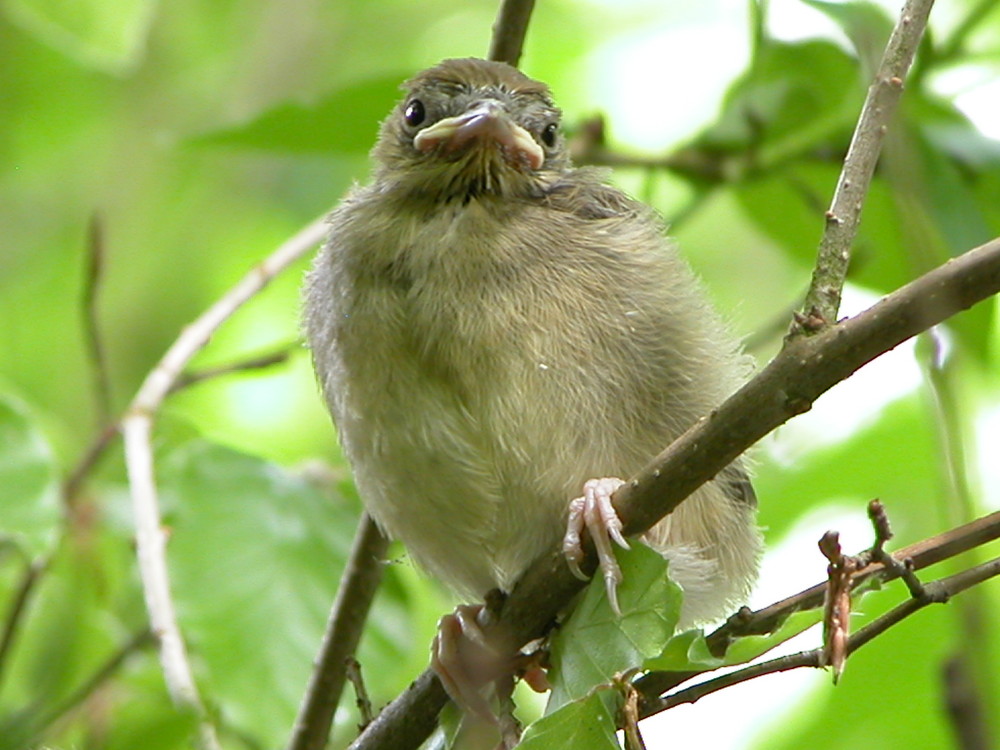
[432,603,500,723]
[563,477,631,614]
[432,600,554,729]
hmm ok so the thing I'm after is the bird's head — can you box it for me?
[372,58,569,204]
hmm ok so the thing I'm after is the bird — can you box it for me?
[303,57,761,716]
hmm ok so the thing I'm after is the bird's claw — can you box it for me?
[563,477,630,614]
[432,604,501,724]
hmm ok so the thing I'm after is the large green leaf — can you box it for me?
[801,0,893,65]
[160,440,359,746]
[0,529,136,750]
[3,0,157,73]
[519,691,620,750]
[0,395,61,560]
[696,39,863,167]
[191,74,405,154]
[547,544,680,713]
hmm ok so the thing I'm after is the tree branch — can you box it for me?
[641,555,1000,718]
[121,214,329,750]
[798,0,935,329]
[287,514,389,750]
[635,508,1000,700]
[167,343,296,395]
[487,0,536,67]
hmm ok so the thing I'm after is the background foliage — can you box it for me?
[1,0,999,747]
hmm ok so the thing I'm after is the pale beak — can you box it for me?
[413,100,544,170]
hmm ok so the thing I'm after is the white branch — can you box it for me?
[122,214,329,748]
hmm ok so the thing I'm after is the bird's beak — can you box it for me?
[413,100,544,170]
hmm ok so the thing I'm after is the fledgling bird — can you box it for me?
[304,57,761,704]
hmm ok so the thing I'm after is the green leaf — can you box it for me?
[547,544,680,712]
[720,608,824,667]
[0,395,62,560]
[160,440,359,747]
[697,40,862,167]
[0,529,134,750]
[3,0,158,73]
[191,74,406,154]
[643,628,723,672]
[519,691,621,750]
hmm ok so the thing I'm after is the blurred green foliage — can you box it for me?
[1,0,999,748]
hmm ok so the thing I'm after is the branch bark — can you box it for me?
[635,509,1000,700]
[643,556,1000,717]
[487,0,536,67]
[287,514,389,750]
[798,0,936,327]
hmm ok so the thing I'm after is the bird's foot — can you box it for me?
[433,602,553,734]
[563,477,630,614]
[432,603,500,723]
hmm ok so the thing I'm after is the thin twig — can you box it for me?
[287,513,389,750]
[797,0,936,329]
[82,213,113,424]
[168,343,296,395]
[487,0,536,67]
[0,557,48,692]
[346,657,375,730]
[642,557,1000,718]
[635,510,1000,701]
[63,421,119,505]
[122,214,328,750]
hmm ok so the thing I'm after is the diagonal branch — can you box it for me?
[798,0,936,328]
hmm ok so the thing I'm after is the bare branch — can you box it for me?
[287,514,389,750]
[642,556,1000,718]
[122,214,328,750]
[798,0,936,329]
[168,343,296,395]
[635,509,1000,701]
[487,0,536,67]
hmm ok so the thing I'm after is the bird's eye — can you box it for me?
[404,100,426,127]
[541,122,558,148]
